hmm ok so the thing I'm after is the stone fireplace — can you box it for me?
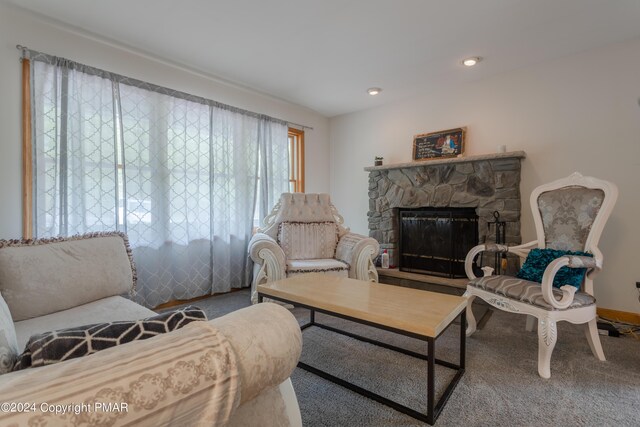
[365,151,525,270]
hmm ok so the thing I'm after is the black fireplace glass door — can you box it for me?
[399,208,478,278]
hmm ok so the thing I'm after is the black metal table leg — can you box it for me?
[299,308,316,330]
[460,311,466,369]
[427,337,435,425]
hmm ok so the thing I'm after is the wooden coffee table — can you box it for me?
[257,273,467,425]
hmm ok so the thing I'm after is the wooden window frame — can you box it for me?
[288,127,305,193]
[22,58,33,239]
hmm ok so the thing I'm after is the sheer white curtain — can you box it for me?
[31,54,290,307]
[33,60,120,236]
[258,118,290,221]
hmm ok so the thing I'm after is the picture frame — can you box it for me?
[412,127,465,161]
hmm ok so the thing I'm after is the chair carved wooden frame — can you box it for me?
[248,193,380,303]
[463,172,618,378]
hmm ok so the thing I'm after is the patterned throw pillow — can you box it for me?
[278,221,338,260]
[13,306,206,371]
[0,292,18,375]
[517,248,593,289]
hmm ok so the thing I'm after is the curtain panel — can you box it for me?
[29,51,289,307]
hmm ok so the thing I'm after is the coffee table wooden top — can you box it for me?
[258,273,467,338]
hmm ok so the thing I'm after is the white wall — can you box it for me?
[330,38,640,313]
[0,3,330,238]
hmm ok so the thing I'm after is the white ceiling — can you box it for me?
[8,0,640,117]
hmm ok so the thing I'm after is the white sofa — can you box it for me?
[249,193,380,303]
[0,232,302,426]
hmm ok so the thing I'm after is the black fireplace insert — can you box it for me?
[398,207,478,278]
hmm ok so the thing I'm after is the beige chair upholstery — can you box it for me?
[248,193,379,303]
[0,234,135,321]
[464,172,618,378]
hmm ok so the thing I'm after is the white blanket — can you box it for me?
[0,321,240,426]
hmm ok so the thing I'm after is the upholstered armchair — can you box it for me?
[464,172,618,378]
[248,193,380,303]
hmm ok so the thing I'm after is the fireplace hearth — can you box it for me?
[365,151,525,270]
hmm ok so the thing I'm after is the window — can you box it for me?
[22,49,292,306]
[288,127,305,193]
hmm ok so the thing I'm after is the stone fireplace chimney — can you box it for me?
[364,151,525,268]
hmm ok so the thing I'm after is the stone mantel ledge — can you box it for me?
[364,151,526,172]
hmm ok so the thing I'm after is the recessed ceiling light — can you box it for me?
[367,87,382,96]
[462,57,482,67]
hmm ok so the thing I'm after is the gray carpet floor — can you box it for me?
[172,289,640,426]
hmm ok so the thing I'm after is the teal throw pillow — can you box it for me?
[516,248,593,289]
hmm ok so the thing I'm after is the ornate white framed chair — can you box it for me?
[248,193,380,303]
[464,172,618,378]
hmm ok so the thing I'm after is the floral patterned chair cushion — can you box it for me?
[537,186,605,251]
[469,275,596,311]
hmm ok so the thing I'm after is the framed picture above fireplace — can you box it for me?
[412,127,465,161]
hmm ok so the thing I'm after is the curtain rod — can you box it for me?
[16,44,314,131]
[287,122,314,131]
